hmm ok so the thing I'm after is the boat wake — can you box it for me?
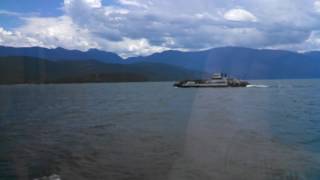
[246,84,269,88]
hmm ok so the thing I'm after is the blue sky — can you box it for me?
[1,0,320,57]
[0,0,118,28]
[0,0,63,29]
[1,0,63,16]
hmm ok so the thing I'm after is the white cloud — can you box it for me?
[0,16,99,51]
[3,0,320,56]
[106,38,168,57]
[64,0,102,8]
[0,14,166,57]
[118,0,149,8]
[314,0,320,12]
[223,8,257,22]
[0,10,39,17]
[0,27,45,47]
[265,30,320,52]
[299,31,320,51]
[17,16,99,50]
[0,10,22,16]
[104,6,129,16]
[86,0,102,8]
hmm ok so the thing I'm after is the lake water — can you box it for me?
[0,80,320,180]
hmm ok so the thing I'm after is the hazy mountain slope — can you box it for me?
[1,46,320,80]
[0,46,122,64]
[0,56,204,84]
[127,47,320,79]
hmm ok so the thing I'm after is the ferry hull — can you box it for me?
[174,83,248,88]
[174,83,230,88]
[174,75,249,88]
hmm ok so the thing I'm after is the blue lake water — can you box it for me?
[0,80,320,179]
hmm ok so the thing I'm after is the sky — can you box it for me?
[1,0,320,57]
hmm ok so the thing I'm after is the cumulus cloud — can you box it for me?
[2,0,320,56]
[0,14,165,57]
[118,0,149,8]
[305,31,320,51]
[264,30,320,52]
[314,0,320,12]
[0,27,45,47]
[65,0,102,8]
[223,9,257,22]
[106,37,168,57]
[14,16,99,50]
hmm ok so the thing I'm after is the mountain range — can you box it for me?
[0,56,203,84]
[0,46,122,63]
[0,46,320,84]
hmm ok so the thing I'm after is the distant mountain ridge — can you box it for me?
[0,46,122,63]
[128,47,320,79]
[0,46,320,81]
[0,56,204,84]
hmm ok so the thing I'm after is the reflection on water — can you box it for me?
[0,80,320,180]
